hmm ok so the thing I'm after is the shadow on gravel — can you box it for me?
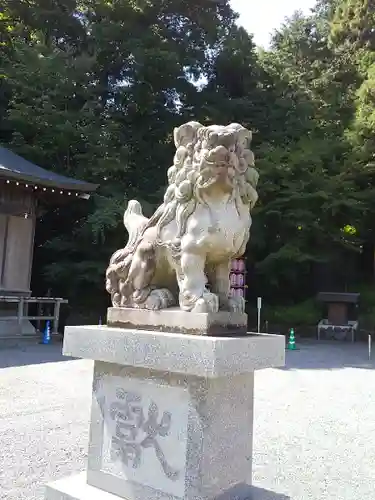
[278,339,375,371]
[0,342,75,369]
[250,486,290,499]
[216,483,290,500]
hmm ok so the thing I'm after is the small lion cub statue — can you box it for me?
[106,121,259,314]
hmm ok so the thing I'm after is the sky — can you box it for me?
[230,0,318,48]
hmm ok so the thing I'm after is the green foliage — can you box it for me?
[330,0,375,52]
[264,300,321,327]
[1,0,375,313]
[346,284,375,328]
[241,8,364,296]
[0,0,239,305]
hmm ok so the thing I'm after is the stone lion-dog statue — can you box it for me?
[106,121,259,314]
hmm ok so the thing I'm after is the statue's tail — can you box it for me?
[105,200,149,304]
[122,200,150,252]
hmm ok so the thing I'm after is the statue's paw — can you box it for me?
[144,288,176,310]
[228,296,245,314]
[112,293,122,307]
[143,294,163,310]
[192,292,219,313]
[120,295,128,307]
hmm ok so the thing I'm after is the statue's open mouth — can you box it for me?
[216,166,234,185]
[202,146,236,189]
[196,165,234,192]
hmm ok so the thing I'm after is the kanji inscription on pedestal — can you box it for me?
[100,376,189,498]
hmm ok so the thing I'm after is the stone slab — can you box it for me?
[0,318,36,337]
[45,473,289,500]
[63,325,285,377]
[107,307,247,336]
[45,472,119,500]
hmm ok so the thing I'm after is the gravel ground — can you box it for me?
[1,339,375,500]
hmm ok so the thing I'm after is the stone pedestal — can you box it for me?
[45,324,285,500]
[107,307,248,335]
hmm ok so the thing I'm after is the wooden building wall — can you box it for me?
[0,184,36,295]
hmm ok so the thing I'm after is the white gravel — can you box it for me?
[0,345,93,500]
[1,340,375,500]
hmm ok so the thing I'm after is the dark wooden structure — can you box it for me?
[317,292,360,341]
[0,146,97,341]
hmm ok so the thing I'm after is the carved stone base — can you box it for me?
[45,472,288,500]
[45,326,285,500]
[107,307,248,336]
[46,472,116,500]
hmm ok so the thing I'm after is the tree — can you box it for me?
[246,9,362,299]
[0,0,240,308]
[330,0,375,53]
[2,0,373,309]
[329,0,375,280]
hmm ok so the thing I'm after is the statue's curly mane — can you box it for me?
[149,121,259,258]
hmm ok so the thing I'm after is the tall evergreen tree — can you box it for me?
[0,0,239,306]
[329,0,375,280]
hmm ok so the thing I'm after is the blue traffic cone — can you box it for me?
[42,320,51,344]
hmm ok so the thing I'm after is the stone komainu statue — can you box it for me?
[106,121,259,314]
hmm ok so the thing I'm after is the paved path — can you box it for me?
[1,340,375,499]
